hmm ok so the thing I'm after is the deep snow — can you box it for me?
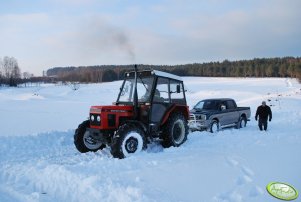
[0,77,300,202]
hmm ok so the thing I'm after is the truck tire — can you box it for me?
[237,116,247,129]
[110,124,146,159]
[210,120,219,133]
[74,120,105,153]
[162,113,188,148]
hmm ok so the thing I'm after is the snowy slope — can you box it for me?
[0,77,300,202]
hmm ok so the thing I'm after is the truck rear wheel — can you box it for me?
[74,120,105,153]
[237,116,247,129]
[110,124,146,159]
[162,113,188,148]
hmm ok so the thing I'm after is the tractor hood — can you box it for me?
[90,105,134,114]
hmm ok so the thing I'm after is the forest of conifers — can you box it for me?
[47,57,301,83]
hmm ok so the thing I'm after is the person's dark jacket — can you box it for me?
[255,105,272,121]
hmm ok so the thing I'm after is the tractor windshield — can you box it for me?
[117,76,154,103]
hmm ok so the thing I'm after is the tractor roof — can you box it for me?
[125,70,183,81]
[152,70,183,81]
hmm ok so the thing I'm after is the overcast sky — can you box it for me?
[0,0,300,76]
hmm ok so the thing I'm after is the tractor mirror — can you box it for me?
[176,85,181,93]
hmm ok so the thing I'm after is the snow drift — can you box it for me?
[0,77,300,202]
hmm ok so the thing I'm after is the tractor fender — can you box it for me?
[123,120,148,134]
[161,105,189,126]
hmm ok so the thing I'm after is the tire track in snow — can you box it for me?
[213,156,264,202]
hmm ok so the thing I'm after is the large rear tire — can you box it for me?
[110,124,147,159]
[74,120,105,153]
[162,113,188,148]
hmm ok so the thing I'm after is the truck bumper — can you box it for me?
[188,114,210,131]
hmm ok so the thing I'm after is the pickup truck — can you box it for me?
[188,98,251,133]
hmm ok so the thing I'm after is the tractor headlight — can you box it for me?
[97,115,101,122]
[90,115,95,121]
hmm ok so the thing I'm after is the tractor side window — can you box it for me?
[119,80,133,102]
[154,78,169,103]
[137,77,154,102]
[170,80,185,104]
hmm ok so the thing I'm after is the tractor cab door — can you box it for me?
[149,77,172,135]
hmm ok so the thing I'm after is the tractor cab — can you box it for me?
[116,70,188,133]
[117,70,186,105]
[74,67,189,159]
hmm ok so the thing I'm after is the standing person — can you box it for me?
[255,101,272,131]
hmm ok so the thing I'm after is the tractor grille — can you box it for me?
[108,114,116,127]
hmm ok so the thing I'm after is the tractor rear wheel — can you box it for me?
[162,113,188,148]
[74,120,105,153]
[110,124,146,159]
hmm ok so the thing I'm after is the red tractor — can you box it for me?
[74,66,189,158]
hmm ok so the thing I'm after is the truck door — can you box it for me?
[225,100,239,125]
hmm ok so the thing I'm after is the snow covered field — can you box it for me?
[0,77,300,202]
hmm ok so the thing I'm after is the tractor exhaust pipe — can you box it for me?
[133,64,139,119]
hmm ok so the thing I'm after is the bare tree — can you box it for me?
[2,56,21,86]
[23,72,34,79]
[0,57,2,72]
[0,57,3,85]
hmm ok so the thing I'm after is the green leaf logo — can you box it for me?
[267,182,298,201]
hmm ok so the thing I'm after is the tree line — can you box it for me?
[2,56,301,87]
[47,57,301,83]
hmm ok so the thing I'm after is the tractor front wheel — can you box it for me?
[110,124,147,159]
[74,120,105,153]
